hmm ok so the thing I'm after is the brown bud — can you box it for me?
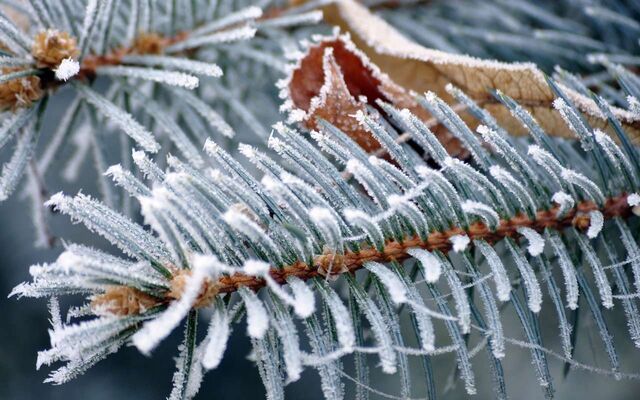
[32,30,79,68]
[0,67,42,110]
[91,286,162,316]
[131,33,166,55]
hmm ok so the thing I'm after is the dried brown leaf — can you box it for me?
[287,0,640,148]
[282,33,465,155]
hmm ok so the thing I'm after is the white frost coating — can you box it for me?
[462,200,500,229]
[547,232,579,310]
[78,0,99,54]
[48,316,139,362]
[191,6,262,37]
[517,227,545,256]
[269,302,303,384]
[48,297,63,331]
[629,96,640,116]
[528,145,564,186]
[0,118,36,201]
[55,58,79,81]
[76,86,159,153]
[407,248,442,283]
[45,192,171,264]
[132,255,216,354]
[343,208,384,248]
[593,129,635,175]
[287,276,315,319]
[552,191,574,208]
[576,234,613,309]
[168,327,201,400]
[121,55,222,77]
[309,207,334,222]
[243,259,270,276]
[56,251,81,271]
[321,287,355,351]
[202,304,230,370]
[561,169,605,205]
[238,143,257,161]
[587,210,604,239]
[449,234,470,252]
[104,164,150,197]
[259,10,323,29]
[552,98,589,146]
[489,165,538,215]
[131,150,164,182]
[364,261,407,305]
[309,206,342,251]
[507,241,542,313]
[166,26,257,53]
[97,66,199,89]
[223,209,281,264]
[238,287,269,339]
[440,257,471,334]
[474,240,511,302]
[628,193,640,216]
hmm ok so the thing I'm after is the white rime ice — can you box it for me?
[97,66,200,89]
[628,193,640,216]
[552,191,575,216]
[309,207,342,252]
[45,192,172,266]
[242,260,314,318]
[238,287,269,339]
[121,55,223,77]
[547,232,580,310]
[319,285,355,352]
[132,255,217,354]
[55,58,80,81]
[349,281,397,374]
[166,26,257,53]
[440,256,471,334]
[269,299,304,384]
[243,259,270,276]
[506,239,542,313]
[462,200,500,229]
[191,6,262,37]
[344,208,385,250]
[202,302,230,370]
[364,261,408,305]
[517,227,546,256]
[286,276,316,319]
[474,240,512,302]
[587,210,604,239]
[0,120,36,201]
[75,85,160,153]
[407,248,442,283]
[576,234,613,309]
[450,234,470,252]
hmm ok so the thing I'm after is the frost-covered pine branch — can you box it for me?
[6,1,640,400]
[12,79,640,399]
[0,0,322,245]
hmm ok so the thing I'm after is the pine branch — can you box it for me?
[7,2,640,399]
[94,192,632,312]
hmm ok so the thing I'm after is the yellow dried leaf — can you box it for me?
[316,0,640,144]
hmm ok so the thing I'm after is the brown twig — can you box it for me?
[93,193,633,316]
[214,193,631,293]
